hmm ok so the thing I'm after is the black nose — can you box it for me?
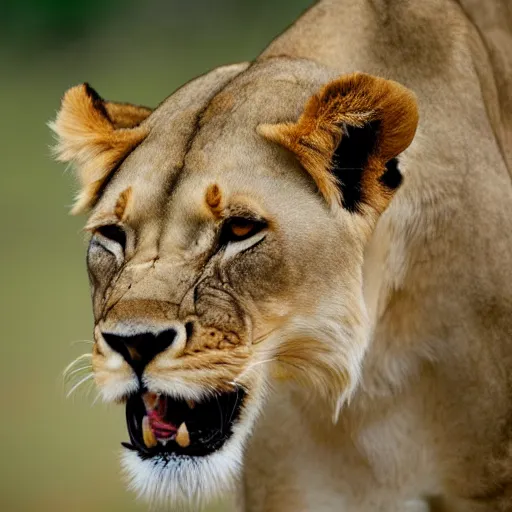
[102,328,177,375]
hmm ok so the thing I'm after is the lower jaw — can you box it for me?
[121,432,244,506]
[119,387,252,504]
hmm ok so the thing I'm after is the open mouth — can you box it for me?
[123,389,246,459]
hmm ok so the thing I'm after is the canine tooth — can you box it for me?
[176,422,190,448]
[186,399,196,409]
[142,416,157,448]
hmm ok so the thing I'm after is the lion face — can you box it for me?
[52,60,418,505]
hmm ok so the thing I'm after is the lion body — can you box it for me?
[52,0,512,510]
[245,1,512,510]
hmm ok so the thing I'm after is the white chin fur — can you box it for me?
[119,374,265,508]
[120,433,244,510]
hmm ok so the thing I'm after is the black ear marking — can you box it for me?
[379,157,403,190]
[332,120,380,212]
[83,82,111,121]
[332,121,403,212]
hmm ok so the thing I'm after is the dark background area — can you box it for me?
[0,0,311,510]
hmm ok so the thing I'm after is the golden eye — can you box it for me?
[222,217,267,244]
[230,220,255,238]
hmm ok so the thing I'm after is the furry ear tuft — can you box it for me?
[259,73,419,214]
[49,83,151,214]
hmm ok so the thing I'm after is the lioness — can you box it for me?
[51,0,512,510]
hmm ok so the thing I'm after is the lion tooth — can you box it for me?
[176,422,190,448]
[186,399,196,409]
[142,416,157,448]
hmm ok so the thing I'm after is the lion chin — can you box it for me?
[117,387,258,507]
[121,433,243,508]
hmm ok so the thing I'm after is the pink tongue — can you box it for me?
[147,407,177,439]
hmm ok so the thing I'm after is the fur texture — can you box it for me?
[49,84,150,213]
[52,0,512,510]
[258,72,418,213]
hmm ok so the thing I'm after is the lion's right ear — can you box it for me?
[49,83,152,214]
[258,73,418,217]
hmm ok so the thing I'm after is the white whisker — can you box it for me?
[66,373,94,398]
[85,380,97,400]
[64,365,92,381]
[91,391,102,407]
[63,353,92,377]
[234,357,277,384]
[227,387,241,426]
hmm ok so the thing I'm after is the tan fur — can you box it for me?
[104,102,152,129]
[53,1,512,510]
[114,187,132,221]
[49,84,150,213]
[259,72,418,211]
[205,183,223,218]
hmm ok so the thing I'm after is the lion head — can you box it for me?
[51,59,418,506]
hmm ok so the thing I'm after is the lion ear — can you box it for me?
[50,83,152,214]
[258,73,418,215]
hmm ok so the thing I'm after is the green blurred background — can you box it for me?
[1,1,311,510]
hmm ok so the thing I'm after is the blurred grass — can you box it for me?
[0,1,311,510]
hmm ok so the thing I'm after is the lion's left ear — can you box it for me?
[258,73,418,215]
[50,83,152,214]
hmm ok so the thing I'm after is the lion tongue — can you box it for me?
[147,409,177,438]
[142,392,177,439]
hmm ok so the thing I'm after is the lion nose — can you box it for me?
[102,328,177,375]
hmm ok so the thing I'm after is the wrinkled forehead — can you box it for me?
[87,63,249,227]
[88,59,334,230]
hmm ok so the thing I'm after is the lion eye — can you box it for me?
[231,220,255,238]
[222,217,266,243]
[96,224,126,250]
